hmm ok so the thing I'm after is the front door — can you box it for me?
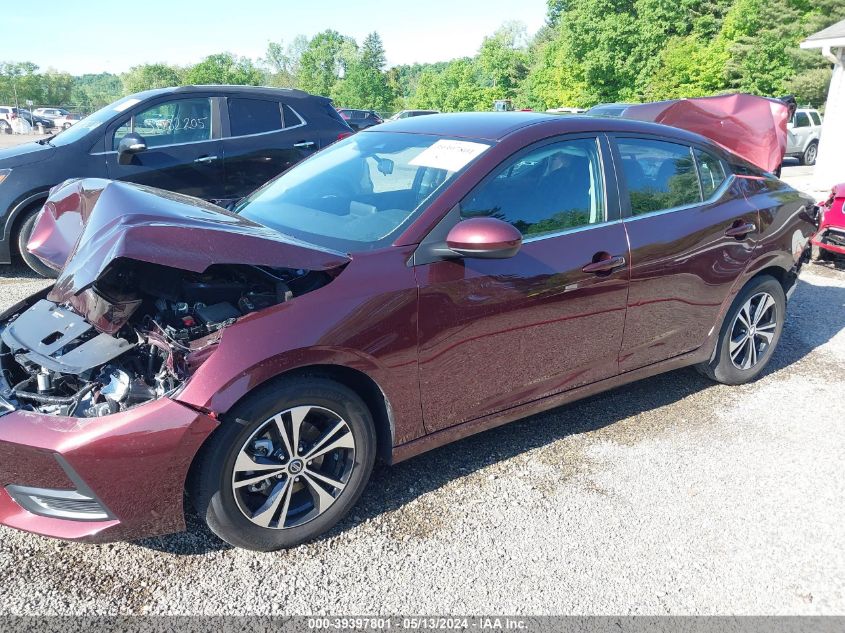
[415,135,630,432]
[105,96,225,200]
[611,136,758,372]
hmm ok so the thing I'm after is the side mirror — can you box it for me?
[117,133,147,165]
[445,217,522,259]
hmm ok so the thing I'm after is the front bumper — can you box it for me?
[0,396,218,543]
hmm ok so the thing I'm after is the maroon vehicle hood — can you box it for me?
[619,94,789,173]
[28,179,350,301]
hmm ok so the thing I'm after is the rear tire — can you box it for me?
[17,206,58,278]
[190,375,376,551]
[0,120,10,134]
[801,141,818,167]
[697,275,785,385]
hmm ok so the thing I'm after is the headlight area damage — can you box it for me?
[0,178,349,541]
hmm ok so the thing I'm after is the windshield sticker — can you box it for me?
[409,140,489,172]
[113,98,141,113]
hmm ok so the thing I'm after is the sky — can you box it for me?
[1,0,548,75]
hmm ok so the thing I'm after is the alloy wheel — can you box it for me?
[805,143,818,165]
[231,405,356,529]
[729,291,778,370]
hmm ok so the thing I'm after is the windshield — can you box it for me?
[237,132,491,251]
[48,96,141,147]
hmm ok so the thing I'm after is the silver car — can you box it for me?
[786,108,823,166]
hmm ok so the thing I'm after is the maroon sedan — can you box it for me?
[0,113,815,551]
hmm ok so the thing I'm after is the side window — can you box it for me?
[228,98,282,136]
[281,104,304,129]
[112,98,212,150]
[794,112,810,128]
[810,111,822,126]
[694,148,727,199]
[617,139,700,215]
[461,138,605,238]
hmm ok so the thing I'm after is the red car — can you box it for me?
[0,113,816,551]
[812,183,845,260]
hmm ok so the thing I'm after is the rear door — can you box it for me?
[105,95,226,199]
[611,135,758,371]
[415,135,630,432]
[221,97,318,202]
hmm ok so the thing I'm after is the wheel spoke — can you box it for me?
[301,472,338,513]
[737,303,752,330]
[753,294,774,325]
[730,334,748,356]
[304,424,355,461]
[234,451,285,474]
[289,406,311,456]
[233,469,286,489]
[755,329,774,344]
[272,413,294,459]
[304,467,347,492]
[251,477,292,528]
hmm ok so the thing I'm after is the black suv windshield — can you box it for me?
[237,131,491,251]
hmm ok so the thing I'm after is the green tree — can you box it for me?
[298,30,357,96]
[331,32,396,111]
[264,35,308,88]
[477,22,530,102]
[71,73,123,111]
[183,53,264,86]
[121,63,182,94]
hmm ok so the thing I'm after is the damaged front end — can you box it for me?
[1,178,348,420]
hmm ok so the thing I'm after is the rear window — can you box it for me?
[282,104,304,129]
[617,139,701,215]
[228,98,283,136]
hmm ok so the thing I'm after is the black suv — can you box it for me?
[0,86,353,275]
[337,108,383,131]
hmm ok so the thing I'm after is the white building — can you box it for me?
[801,19,845,190]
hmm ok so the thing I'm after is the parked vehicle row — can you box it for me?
[0,107,56,134]
[0,112,815,552]
[0,86,353,275]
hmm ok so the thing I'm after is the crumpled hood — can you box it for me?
[0,141,56,168]
[28,178,350,302]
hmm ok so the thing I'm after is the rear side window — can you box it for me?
[229,98,282,136]
[617,139,701,215]
[281,104,304,129]
[810,111,822,126]
[694,149,727,199]
[462,137,605,238]
[794,112,810,128]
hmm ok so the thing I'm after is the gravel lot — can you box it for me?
[0,144,842,615]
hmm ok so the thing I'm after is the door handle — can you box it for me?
[293,141,316,149]
[582,255,626,274]
[725,221,756,238]
[194,155,219,165]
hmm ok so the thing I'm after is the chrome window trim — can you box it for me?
[623,174,736,223]
[91,105,307,155]
[523,218,625,244]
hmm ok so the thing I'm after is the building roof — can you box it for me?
[801,18,845,48]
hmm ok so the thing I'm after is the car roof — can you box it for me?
[126,85,323,102]
[371,111,724,147]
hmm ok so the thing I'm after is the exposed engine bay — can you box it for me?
[0,262,330,418]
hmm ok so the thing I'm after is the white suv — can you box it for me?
[786,108,823,166]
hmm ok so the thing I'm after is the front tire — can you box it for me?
[190,375,376,551]
[697,275,785,385]
[17,206,58,278]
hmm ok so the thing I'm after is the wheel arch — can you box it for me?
[196,363,396,465]
[4,190,50,255]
